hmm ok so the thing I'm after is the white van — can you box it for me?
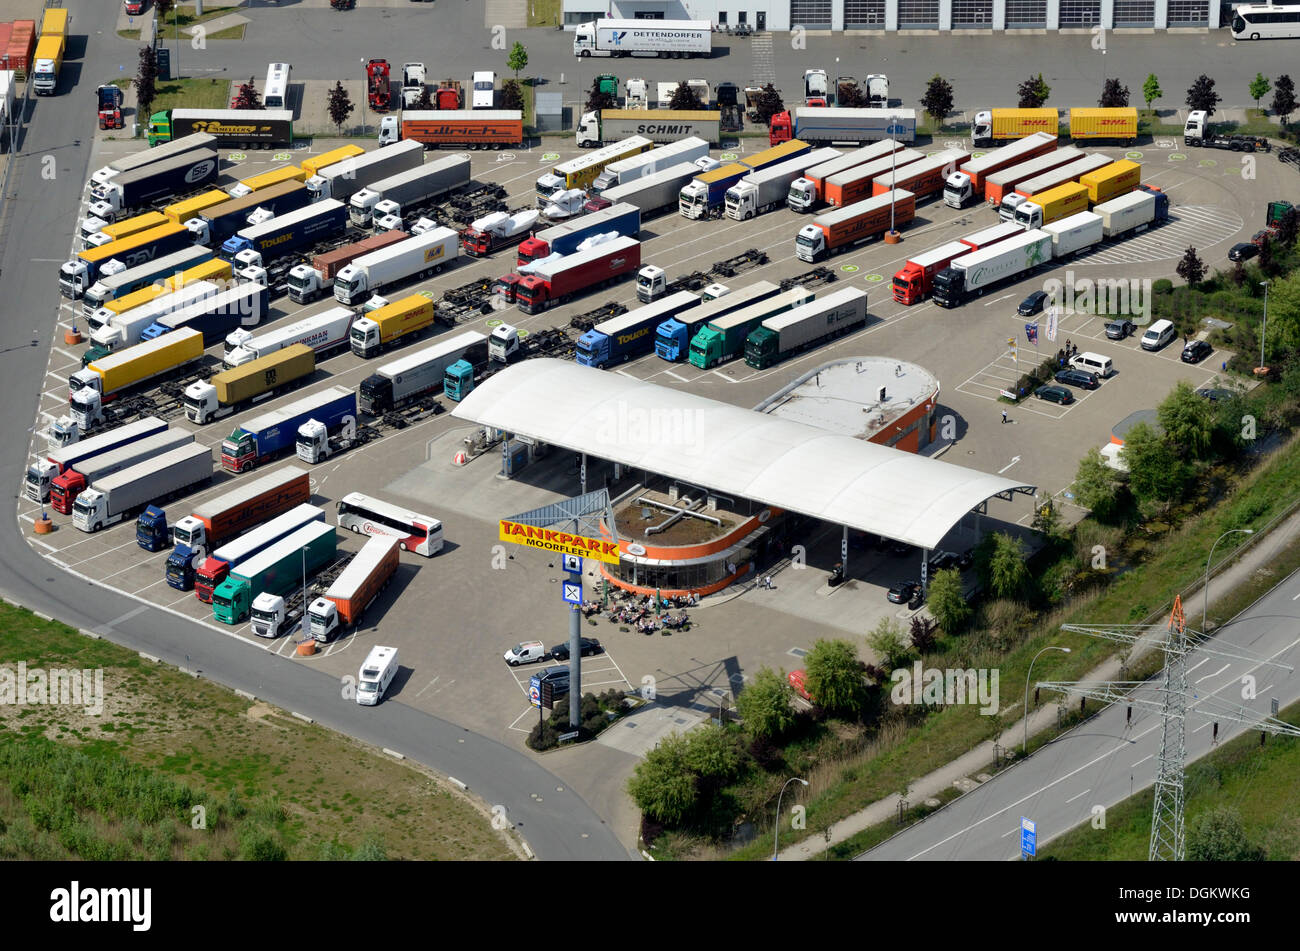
[1141,319,1176,351]
[356,645,399,705]
[1070,351,1114,378]
[472,71,496,109]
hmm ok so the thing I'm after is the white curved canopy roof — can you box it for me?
[452,360,1035,550]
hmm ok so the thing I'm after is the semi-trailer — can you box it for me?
[1094,186,1168,239]
[591,137,710,192]
[31,8,67,95]
[744,287,869,369]
[517,202,640,265]
[688,287,814,369]
[349,294,437,357]
[678,140,814,218]
[89,133,217,189]
[162,189,231,229]
[79,210,171,251]
[871,148,971,202]
[460,210,540,258]
[184,344,315,425]
[537,136,653,205]
[959,222,1026,251]
[795,189,917,263]
[655,281,780,361]
[576,291,700,368]
[931,230,1054,308]
[307,535,400,642]
[595,161,709,219]
[575,109,720,149]
[976,146,1084,206]
[193,503,326,603]
[891,240,974,305]
[140,284,269,345]
[376,110,524,150]
[996,153,1114,221]
[60,222,200,298]
[87,149,220,220]
[71,443,212,534]
[1078,159,1141,205]
[211,521,338,625]
[186,180,312,246]
[821,148,923,208]
[299,146,366,180]
[1041,211,1105,258]
[80,245,214,317]
[69,329,206,431]
[1012,181,1090,230]
[725,148,841,220]
[87,280,221,350]
[221,386,355,472]
[220,199,348,261]
[286,230,409,303]
[226,164,306,199]
[970,108,1059,147]
[571,18,712,58]
[224,306,354,367]
[333,228,459,305]
[348,155,472,228]
[768,108,917,147]
[359,331,488,414]
[146,108,294,149]
[514,236,641,314]
[786,139,906,212]
[1068,107,1138,144]
[165,465,313,589]
[944,131,1057,202]
[50,429,195,515]
[305,140,423,203]
[26,417,169,503]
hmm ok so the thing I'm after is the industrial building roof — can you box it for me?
[452,360,1036,550]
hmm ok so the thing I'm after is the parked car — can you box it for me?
[928,550,960,572]
[888,540,912,557]
[1228,242,1259,262]
[1055,368,1100,390]
[536,665,570,697]
[887,580,922,605]
[1035,384,1075,405]
[1017,290,1048,316]
[957,549,974,570]
[1105,318,1136,340]
[548,637,603,661]
[1181,339,1213,364]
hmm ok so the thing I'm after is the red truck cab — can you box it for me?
[493,273,522,303]
[49,469,89,514]
[768,110,793,146]
[516,237,550,267]
[124,0,145,15]
[194,557,230,603]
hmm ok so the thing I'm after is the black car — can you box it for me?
[548,637,602,661]
[887,581,922,605]
[888,540,912,557]
[1055,368,1100,390]
[1228,242,1259,262]
[1035,384,1075,405]
[1197,387,1236,402]
[1181,340,1213,364]
[928,550,960,572]
[1017,290,1049,316]
[1105,318,1136,340]
[957,549,974,570]
[536,666,570,697]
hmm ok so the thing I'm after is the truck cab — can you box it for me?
[795,224,829,263]
[625,78,648,110]
[195,556,234,604]
[999,193,1029,221]
[251,593,288,637]
[865,74,889,106]
[308,598,340,643]
[488,324,522,362]
[803,70,828,107]
[724,181,761,220]
[535,173,566,208]
[688,327,725,369]
[943,172,973,209]
[295,415,357,464]
[47,417,81,450]
[637,265,668,303]
[787,177,817,213]
[211,577,252,625]
[69,389,104,433]
[443,359,475,401]
[165,516,211,590]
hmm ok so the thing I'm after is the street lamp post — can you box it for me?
[1204,528,1253,631]
[1024,646,1071,754]
[1259,280,1269,369]
[772,776,808,859]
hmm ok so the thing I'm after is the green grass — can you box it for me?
[114,76,232,120]
[527,0,562,27]
[120,6,245,41]
[0,603,516,861]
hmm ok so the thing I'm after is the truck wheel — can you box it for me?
[400,542,408,552]
[1190,138,1201,147]
[580,50,591,57]
[1244,143,1255,153]
[351,525,360,533]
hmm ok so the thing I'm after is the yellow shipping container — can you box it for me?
[234,164,306,194]
[1080,159,1141,205]
[1027,182,1089,225]
[1068,107,1138,143]
[301,145,366,179]
[77,222,187,267]
[100,211,170,243]
[371,295,436,347]
[213,344,315,406]
[989,108,1059,141]
[41,8,69,37]
[80,329,204,397]
[164,189,230,225]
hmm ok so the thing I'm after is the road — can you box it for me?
[0,0,629,863]
[860,572,1300,860]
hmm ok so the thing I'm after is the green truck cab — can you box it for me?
[743,327,781,369]
[211,523,337,625]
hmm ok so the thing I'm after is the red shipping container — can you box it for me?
[5,20,36,77]
[0,24,14,55]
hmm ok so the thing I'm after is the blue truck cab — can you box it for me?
[136,505,169,552]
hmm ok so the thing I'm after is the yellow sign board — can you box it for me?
[498,519,621,565]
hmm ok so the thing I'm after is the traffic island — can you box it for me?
[883,230,902,244]
[295,638,317,657]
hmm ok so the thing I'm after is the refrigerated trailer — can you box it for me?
[688,287,814,369]
[932,230,1054,308]
[306,140,424,203]
[592,137,710,192]
[224,305,354,367]
[308,535,400,642]
[333,228,459,305]
[50,430,196,515]
[72,443,212,533]
[89,133,218,190]
[576,110,720,149]
[787,139,907,212]
[1041,211,1104,258]
[601,162,707,218]
[358,331,488,414]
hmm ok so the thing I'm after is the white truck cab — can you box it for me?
[307,597,341,643]
[357,645,399,704]
[250,592,288,638]
[636,265,668,303]
[488,323,521,363]
[295,415,357,464]
[943,172,974,209]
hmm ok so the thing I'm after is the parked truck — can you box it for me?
[537,136,653,205]
[932,229,1053,308]
[349,294,437,357]
[162,189,232,228]
[307,535,400,642]
[1079,159,1141,205]
[376,110,524,150]
[872,148,971,202]
[187,180,312,246]
[575,109,720,149]
[69,329,206,431]
[601,162,705,218]
[1042,211,1104,258]
[211,521,337,626]
[349,155,472,228]
[943,131,1057,208]
[286,230,409,303]
[87,280,221,351]
[997,153,1113,221]
[305,140,423,203]
[26,417,168,503]
[571,18,711,58]
[796,190,917,263]
[81,245,214,317]
[978,147,1084,206]
[822,149,923,208]
[184,344,315,426]
[514,236,641,314]
[226,164,306,200]
[49,429,195,515]
[89,133,217,190]
[726,148,841,220]
[1094,187,1169,239]
[679,140,814,219]
[1068,107,1138,144]
[591,137,710,192]
[768,108,917,147]
[139,284,269,345]
[786,140,906,212]
[221,198,347,262]
[517,202,640,266]
[959,222,1024,252]
[61,221,201,299]
[194,503,325,604]
[333,228,458,305]
[31,8,67,96]
[1012,181,1089,230]
[970,108,1058,148]
[79,210,171,251]
[576,291,700,368]
[892,240,973,305]
[654,282,779,361]
[72,443,212,534]
[146,108,294,149]
[460,210,540,258]
[165,465,312,589]
[744,287,868,370]
[224,306,354,367]
[221,386,355,472]
[359,331,488,414]
[688,287,814,369]
[300,145,366,180]
[1183,110,1270,152]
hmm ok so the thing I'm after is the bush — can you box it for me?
[1152,278,1173,295]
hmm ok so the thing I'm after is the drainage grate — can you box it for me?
[788,647,808,658]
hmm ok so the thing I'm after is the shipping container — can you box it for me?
[221,386,355,472]
[1068,107,1138,144]
[1079,159,1141,205]
[349,294,437,357]
[822,149,923,207]
[184,344,315,425]
[971,108,1059,147]
[796,189,917,263]
[359,331,488,414]
[960,222,1026,251]
[744,287,869,369]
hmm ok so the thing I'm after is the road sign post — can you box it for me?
[1020,817,1036,859]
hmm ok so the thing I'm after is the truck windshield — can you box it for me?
[173,526,195,545]
[212,592,232,609]
[72,498,94,519]
[892,276,911,291]
[222,438,250,459]
[349,326,368,343]
[286,272,308,290]
[308,611,329,628]
[251,606,279,623]
[795,233,816,248]
[335,275,360,296]
[636,274,653,288]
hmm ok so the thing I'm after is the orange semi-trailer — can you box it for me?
[871,148,971,201]
[796,190,916,262]
[379,110,523,149]
[822,149,923,207]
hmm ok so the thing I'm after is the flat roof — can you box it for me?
[452,360,1035,550]
[758,356,940,440]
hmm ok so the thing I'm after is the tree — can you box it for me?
[500,79,524,113]
[1249,72,1271,111]
[1017,73,1051,108]
[506,41,529,81]
[1142,73,1162,111]
[1276,207,1298,249]
[1122,422,1190,508]
[735,668,795,740]
[155,0,176,27]
[1176,246,1206,288]
[1271,74,1296,126]
[682,724,743,781]
[1185,74,1220,118]
[926,569,970,634]
[804,638,864,716]
[1099,78,1130,109]
[668,80,703,111]
[327,81,354,136]
[983,532,1029,601]
[626,733,697,825]
[909,615,937,653]
[1258,271,1300,360]
[866,617,911,669]
[232,76,261,110]
[1158,380,1215,460]
[1186,807,1266,861]
[584,77,616,115]
[921,75,954,131]
[836,81,866,109]
[134,46,158,126]
[1074,448,1122,521]
[754,83,784,127]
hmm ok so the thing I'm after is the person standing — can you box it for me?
[1001,409,1008,424]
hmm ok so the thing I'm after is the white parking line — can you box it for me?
[1064,788,1091,804]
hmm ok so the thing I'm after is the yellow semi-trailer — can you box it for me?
[80,244,214,317]
[1012,181,1090,231]
[1079,159,1142,205]
[68,328,205,432]
[536,135,654,205]
[227,164,307,199]
[78,210,171,251]
[300,145,365,179]
[60,221,198,298]
[971,108,1059,147]
[349,294,437,358]
[163,189,231,226]
[1068,107,1138,145]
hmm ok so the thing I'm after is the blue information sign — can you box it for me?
[1020,817,1036,857]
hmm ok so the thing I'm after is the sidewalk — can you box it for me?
[778,503,1300,860]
